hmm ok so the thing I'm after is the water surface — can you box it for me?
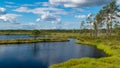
[0,39,106,68]
[0,35,30,40]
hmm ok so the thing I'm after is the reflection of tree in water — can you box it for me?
[32,43,48,68]
[33,43,39,57]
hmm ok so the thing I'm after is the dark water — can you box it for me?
[0,35,31,40]
[0,35,47,40]
[0,39,106,68]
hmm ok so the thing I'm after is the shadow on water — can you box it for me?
[0,38,106,68]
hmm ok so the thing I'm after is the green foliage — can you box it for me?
[83,0,120,38]
[32,30,40,39]
[32,30,40,36]
[100,1,119,36]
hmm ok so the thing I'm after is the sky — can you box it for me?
[0,0,120,30]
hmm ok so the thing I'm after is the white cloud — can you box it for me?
[35,2,50,7]
[49,0,113,8]
[62,21,80,29]
[21,22,37,26]
[0,7,21,23]
[14,7,45,14]
[20,22,42,30]
[5,2,15,5]
[14,7,68,15]
[117,0,120,4]
[30,7,62,15]
[0,8,6,15]
[0,14,21,22]
[14,7,65,25]
[14,7,30,13]
[5,5,17,8]
[21,4,36,7]
[36,12,61,23]
[75,15,86,18]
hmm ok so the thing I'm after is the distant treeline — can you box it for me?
[0,29,118,33]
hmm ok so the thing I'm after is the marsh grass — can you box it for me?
[50,33,120,68]
[0,38,69,44]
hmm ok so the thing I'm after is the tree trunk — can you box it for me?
[95,25,98,38]
[106,24,110,37]
[109,22,112,37]
[90,29,92,37]
[90,23,93,37]
[106,17,110,37]
[93,21,98,38]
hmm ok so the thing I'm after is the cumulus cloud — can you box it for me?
[14,7,30,13]
[49,0,113,8]
[31,7,67,15]
[117,0,120,4]
[21,4,36,7]
[14,6,64,26]
[5,5,17,8]
[36,12,61,23]
[0,7,21,23]
[0,8,7,15]
[75,15,86,18]
[5,2,15,5]
[14,7,67,15]
[0,14,21,22]
[35,2,50,7]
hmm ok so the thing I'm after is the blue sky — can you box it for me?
[0,0,119,30]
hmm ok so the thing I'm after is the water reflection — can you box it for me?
[0,39,106,68]
[33,43,39,57]
[0,35,30,40]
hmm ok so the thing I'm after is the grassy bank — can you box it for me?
[0,38,69,44]
[50,36,120,68]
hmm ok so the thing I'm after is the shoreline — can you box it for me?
[0,38,69,44]
[50,37,120,68]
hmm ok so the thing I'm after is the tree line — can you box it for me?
[80,1,120,38]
